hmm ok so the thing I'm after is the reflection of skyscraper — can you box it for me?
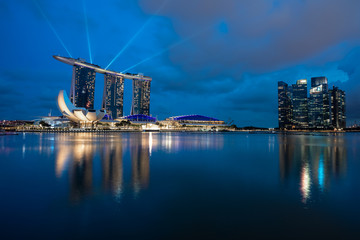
[54,134,96,202]
[69,140,95,202]
[278,135,296,180]
[278,134,347,203]
[291,79,308,128]
[55,133,154,200]
[101,141,123,196]
[131,79,151,116]
[70,65,96,109]
[278,81,292,129]
[102,74,124,119]
[309,77,330,128]
[131,135,150,192]
[329,86,346,129]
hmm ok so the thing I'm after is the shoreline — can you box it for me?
[8,129,359,134]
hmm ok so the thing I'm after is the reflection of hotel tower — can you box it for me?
[130,135,150,192]
[278,135,347,203]
[55,135,96,202]
[55,133,151,201]
[101,140,123,196]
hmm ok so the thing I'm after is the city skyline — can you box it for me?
[278,76,346,129]
[1,0,360,127]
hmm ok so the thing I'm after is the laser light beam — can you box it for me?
[105,0,169,70]
[83,0,93,63]
[33,0,73,58]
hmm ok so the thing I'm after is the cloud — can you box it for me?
[0,68,69,119]
[140,0,360,73]
[1,0,359,126]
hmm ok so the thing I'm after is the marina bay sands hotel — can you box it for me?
[54,55,152,119]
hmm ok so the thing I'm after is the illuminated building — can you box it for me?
[329,86,346,129]
[70,64,96,109]
[308,77,330,128]
[57,90,105,123]
[278,81,292,129]
[53,55,152,121]
[121,114,156,123]
[168,115,225,125]
[102,74,125,119]
[131,78,151,116]
[291,79,308,128]
[278,77,346,129]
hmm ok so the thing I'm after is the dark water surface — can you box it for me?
[0,132,360,239]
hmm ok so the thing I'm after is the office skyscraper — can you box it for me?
[308,77,330,128]
[278,81,292,129]
[277,77,345,129]
[70,65,96,109]
[329,86,346,129]
[292,79,308,128]
[102,74,124,119]
[131,79,151,116]
[311,76,328,88]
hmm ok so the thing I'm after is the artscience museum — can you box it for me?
[57,90,105,123]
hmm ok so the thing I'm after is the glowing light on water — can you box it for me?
[149,132,153,156]
[33,0,73,58]
[105,0,169,70]
[318,154,324,191]
[300,162,311,204]
[83,0,93,63]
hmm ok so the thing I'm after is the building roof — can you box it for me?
[53,55,152,81]
[169,115,220,121]
[121,114,156,122]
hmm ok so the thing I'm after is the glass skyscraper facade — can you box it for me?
[277,77,345,129]
[291,79,308,128]
[70,65,96,109]
[102,74,125,119]
[308,77,330,128]
[329,86,346,129]
[131,79,151,116]
[278,81,292,129]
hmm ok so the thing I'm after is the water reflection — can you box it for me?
[130,134,150,194]
[54,132,224,202]
[101,140,123,198]
[55,133,151,202]
[278,134,347,204]
[159,133,224,152]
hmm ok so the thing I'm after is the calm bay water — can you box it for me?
[0,132,360,239]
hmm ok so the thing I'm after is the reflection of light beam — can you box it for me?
[121,27,209,72]
[105,0,169,70]
[33,0,73,58]
[83,0,93,63]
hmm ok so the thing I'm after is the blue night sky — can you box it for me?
[1,0,360,127]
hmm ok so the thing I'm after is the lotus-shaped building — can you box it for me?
[57,90,105,123]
